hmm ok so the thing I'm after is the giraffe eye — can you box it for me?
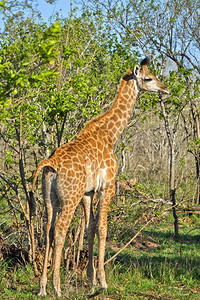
[144,78,153,82]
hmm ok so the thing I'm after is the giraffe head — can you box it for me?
[133,57,169,94]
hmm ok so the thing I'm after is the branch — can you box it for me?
[159,97,173,147]
[0,169,18,192]
[104,218,154,265]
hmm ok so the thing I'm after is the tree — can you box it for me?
[0,7,137,267]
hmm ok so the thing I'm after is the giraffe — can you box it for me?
[30,57,169,297]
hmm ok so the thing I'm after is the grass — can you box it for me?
[0,215,199,299]
[104,216,200,299]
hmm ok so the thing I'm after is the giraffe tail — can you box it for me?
[29,158,57,216]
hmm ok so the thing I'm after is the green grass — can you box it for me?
[0,216,199,299]
[0,264,39,299]
[104,217,200,299]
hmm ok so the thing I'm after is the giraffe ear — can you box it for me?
[133,64,140,77]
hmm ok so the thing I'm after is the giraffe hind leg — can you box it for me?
[52,199,84,296]
[52,175,86,297]
[38,168,59,296]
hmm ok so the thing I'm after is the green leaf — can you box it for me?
[0,1,5,8]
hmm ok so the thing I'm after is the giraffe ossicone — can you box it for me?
[30,58,169,297]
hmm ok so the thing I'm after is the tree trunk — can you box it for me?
[15,110,38,274]
[194,154,200,205]
[191,102,200,205]
[42,122,50,158]
[169,144,179,239]
[160,99,179,239]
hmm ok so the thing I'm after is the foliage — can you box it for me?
[0,6,137,274]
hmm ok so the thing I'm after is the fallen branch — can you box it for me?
[104,217,154,266]
[88,287,105,299]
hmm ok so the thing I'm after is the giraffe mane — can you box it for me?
[82,73,128,131]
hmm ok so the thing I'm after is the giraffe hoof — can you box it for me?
[38,290,47,297]
[54,289,62,297]
[101,283,107,289]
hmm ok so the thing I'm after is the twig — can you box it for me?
[104,218,154,265]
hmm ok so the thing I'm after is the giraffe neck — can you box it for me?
[99,75,139,146]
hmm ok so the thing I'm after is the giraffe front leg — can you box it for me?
[97,185,115,289]
[82,193,97,287]
[97,222,108,289]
